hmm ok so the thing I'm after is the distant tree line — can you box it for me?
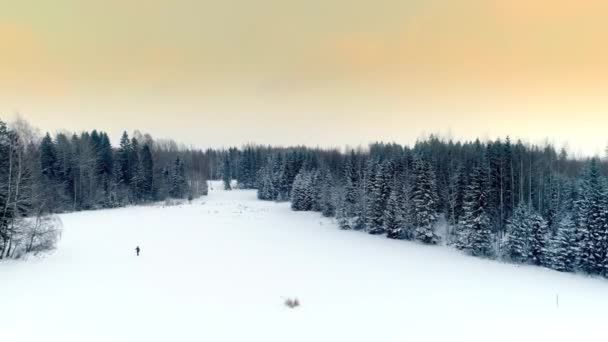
[0,117,210,259]
[219,137,608,278]
[4,115,608,278]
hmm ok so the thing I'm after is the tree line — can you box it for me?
[4,115,608,278]
[221,138,608,278]
[0,117,211,259]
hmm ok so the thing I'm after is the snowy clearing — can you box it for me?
[2,182,608,341]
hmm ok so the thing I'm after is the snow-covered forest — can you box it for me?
[0,117,210,258]
[227,139,608,278]
[2,115,608,281]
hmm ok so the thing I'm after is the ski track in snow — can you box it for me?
[2,181,608,341]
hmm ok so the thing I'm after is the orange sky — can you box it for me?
[1,0,607,155]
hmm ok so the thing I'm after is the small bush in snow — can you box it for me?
[8,215,62,258]
[163,198,186,207]
[284,298,300,309]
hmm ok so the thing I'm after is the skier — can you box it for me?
[135,246,141,256]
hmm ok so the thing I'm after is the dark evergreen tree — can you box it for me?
[317,168,336,217]
[529,212,550,266]
[409,156,440,244]
[384,182,405,239]
[170,157,188,199]
[140,144,154,200]
[456,166,494,257]
[576,159,608,275]
[291,171,313,211]
[367,163,391,235]
[503,204,531,263]
[338,152,361,230]
[117,132,133,187]
[222,156,232,191]
[549,215,578,272]
[257,164,278,200]
[39,133,59,180]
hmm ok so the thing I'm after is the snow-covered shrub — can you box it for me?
[163,198,186,207]
[284,298,300,309]
[11,215,62,258]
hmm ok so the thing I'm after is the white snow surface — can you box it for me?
[2,181,608,341]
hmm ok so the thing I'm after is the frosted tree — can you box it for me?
[367,163,391,235]
[257,165,278,200]
[116,131,133,186]
[456,166,494,257]
[409,156,440,244]
[309,170,322,212]
[529,212,549,266]
[170,157,188,199]
[140,144,154,200]
[502,204,531,263]
[576,159,608,275]
[549,215,578,272]
[317,168,336,217]
[222,156,232,191]
[291,171,313,211]
[339,154,361,230]
[384,182,405,239]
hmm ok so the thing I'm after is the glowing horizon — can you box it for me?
[1,0,607,156]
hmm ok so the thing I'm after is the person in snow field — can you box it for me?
[135,246,141,256]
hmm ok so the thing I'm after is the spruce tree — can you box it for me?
[317,168,336,217]
[529,212,550,266]
[503,204,531,263]
[222,156,232,191]
[384,183,405,239]
[97,133,114,205]
[368,163,390,235]
[257,165,278,200]
[409,156,440,244]
[170,157,187,198]
[456,166,494,257]
[339,153,361,230]
[577,159,608,275]
[117,132,132,186]
[549,215,578,272]
[140,144,154,200]
[291,171,313,211]
[39,133,58,179]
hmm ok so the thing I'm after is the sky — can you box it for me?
[1,0,607,155]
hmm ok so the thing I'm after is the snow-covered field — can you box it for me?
[2,182,608,341]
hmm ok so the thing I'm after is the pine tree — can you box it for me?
[257,165,278,200]
[39,133,58,179]
[140,144,154,200]
[529,212,550,266]
[367,163,391,235]
[130,137,143,200]
[577,159,608,275]
[97,133,114,205]
[409,156,440,244]
[339,153,361,230]
[384,182,405,239]
[291,171,313,211]
[170,157,187,198]
[317,168,336,217]
[117,132,132,186]
[309,170,322,212]
[502,204,531,263]
[38,133,64,210]
[222,156,232,191]
[549,215,578,272]
[456,166,494,257]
